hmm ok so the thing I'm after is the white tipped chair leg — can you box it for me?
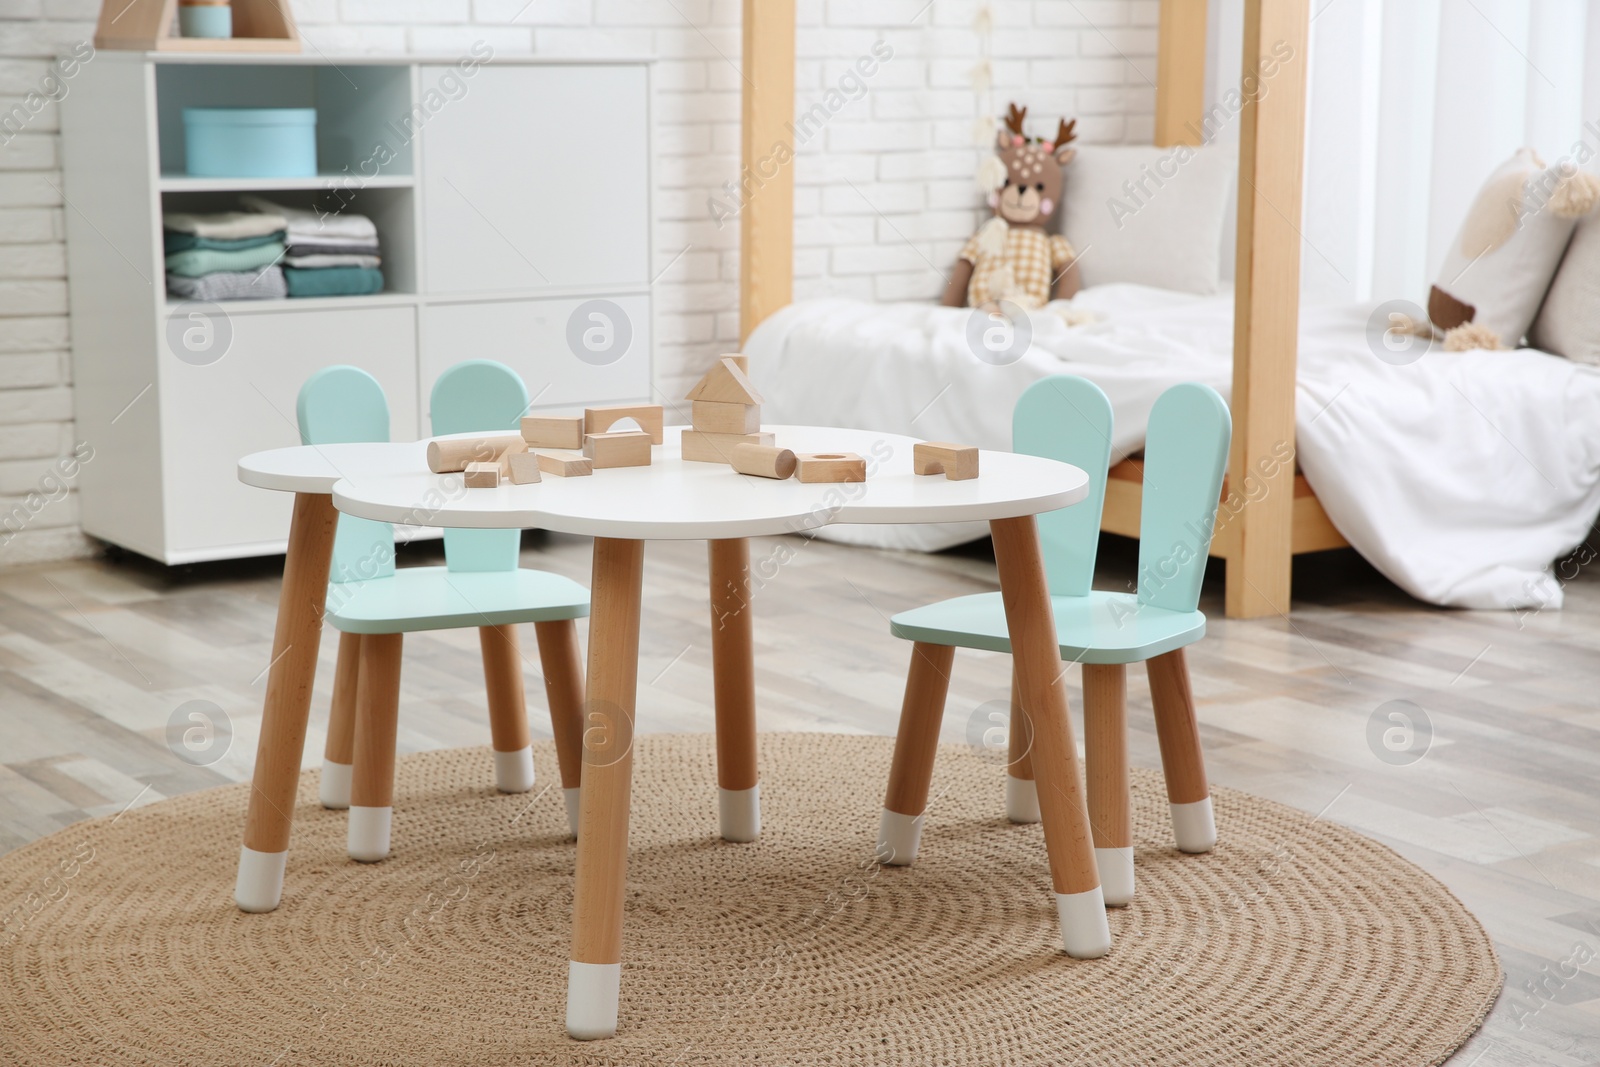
[493,746,536,793]
[564,788,582,839]
[1005,774,1040,823]
[566,960,622,1040]
[1170,797,1216,853]
[718,785,760,843]
[319,760,352,810]
[1055,887,1113,959]
[347,805,392,863]
[876,808,924,866]
[234,846,287,913]
[1096,846,1135,907]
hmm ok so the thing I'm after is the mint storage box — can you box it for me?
[183,108,316,178]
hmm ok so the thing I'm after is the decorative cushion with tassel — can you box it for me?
[1429,148,1600,351]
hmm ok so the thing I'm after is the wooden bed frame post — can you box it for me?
[739,0,796,345]
[1227,0,1310,618]
[1154,0,1208,146]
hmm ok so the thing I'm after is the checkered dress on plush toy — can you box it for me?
[959,225,1074,310]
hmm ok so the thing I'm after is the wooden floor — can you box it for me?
[1,530,1596,1064]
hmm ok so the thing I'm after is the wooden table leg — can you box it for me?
[319,631,362,810]
[990,516,1110,959]
[534,619,587,839]
[235,491,337,913]
[567,537,644,1041]
[708,538,759,842]
[878,641,955,865]
[480,623,536,794]
[348,632,403,862]
[1083,663,1133,906]
[1146,648,1216,853]
[1005,664,1039,823]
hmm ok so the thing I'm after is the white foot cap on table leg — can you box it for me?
[1005,775,1040,823]
[1170,797,1216,854]
[566,960,621,1040]
[876,808,924,866]
[319,760,352,810]
[347,805,392,863]
[493,746,536,793]
[234,846,286,913]
[1056,887,1112,958]
[563,788,581,839]
[718,785,761,843]
[1096,846,1135,907]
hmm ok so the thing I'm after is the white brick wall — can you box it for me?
[0,0,1154,564]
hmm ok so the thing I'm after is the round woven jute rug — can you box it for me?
[1,733,1499,1066]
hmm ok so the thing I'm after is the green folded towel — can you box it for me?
[164,230,287,254]
[284,266,385,298]
[164,242,286,278]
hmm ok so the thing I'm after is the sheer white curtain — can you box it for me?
[1205,0,1599,306]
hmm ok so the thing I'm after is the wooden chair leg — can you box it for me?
[480,623,535,794]
[1146,647,1215,853]
[235,491,336,913]
[1005,663,1039,823]
[1083,663,1133,906]
[320,631,363,810]
[348,632,403,863]
[567,537,644,1041]
[535,618,586,839]
[877,641,955,866]
[990,516,1110,959]
[709,538,760,842]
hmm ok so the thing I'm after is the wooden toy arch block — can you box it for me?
[95,0,302,51]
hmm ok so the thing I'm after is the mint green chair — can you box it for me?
[300,362,590,863]
[877,377,1231,909]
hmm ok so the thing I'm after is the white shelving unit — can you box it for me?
[60,52,652,564]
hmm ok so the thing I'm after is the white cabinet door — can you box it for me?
[418,64,649,294]
[160,304,419,559]
[420,294,651,419]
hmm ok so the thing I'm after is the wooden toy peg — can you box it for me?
[680,429,775,464]
[730,443,796,479]
[537,450,594,477]
[583,430,653,469]
[913,442,980,481]
[427,434,524,474]
[507,450,542,484]
[583,404,665,444]
[795,452,866,483]
[521,415,586,450]
[463,462,501,488]
[691,400,761,435]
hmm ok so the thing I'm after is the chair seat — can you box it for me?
[889,590,1204,665]
[325,566,590,635]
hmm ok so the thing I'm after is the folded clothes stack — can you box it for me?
[163,212,288,302]
[240,195,385,298]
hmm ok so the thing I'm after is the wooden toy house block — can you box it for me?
[584,404,665,445]
[522,415,586,450]
[686,356,764,406]
[463,462,501,489]
[913,442,980,481]
[692,400,761,435]
[507,450,542,485]
[681,430,774,464]
[584,430,653,469]
[795,452,866,483]
[537,450,594,478]
[95,0,301,51]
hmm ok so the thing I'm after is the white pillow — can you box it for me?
[1429,148,1597,348]
[1058,145,1234,294]
[1530,209,1600,364]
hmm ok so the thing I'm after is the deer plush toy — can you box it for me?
[941,104,1081,310]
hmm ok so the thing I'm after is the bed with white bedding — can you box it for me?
[744,284,1600,611]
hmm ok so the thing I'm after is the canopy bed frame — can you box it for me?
[737,0,1341,619]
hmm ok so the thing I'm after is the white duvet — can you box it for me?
[745,285,1600,610]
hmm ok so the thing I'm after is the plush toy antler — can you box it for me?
[1004,103,1028,139]
[1053,118,1077,150]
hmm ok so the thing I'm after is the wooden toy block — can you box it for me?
[507,450,542,484]
[913,441,980,481]
[426,434,524,474]
[795,452,866,483]
[463,462,501,489]
[680,429,775,464]
[692,399,761,435]
[583,404,665,444]
[584,430,653,469]
[724,353,749,373]
[686,356,764,405]
[521,415,586,450]
[537,450,594,478]
[730,443,796,479]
